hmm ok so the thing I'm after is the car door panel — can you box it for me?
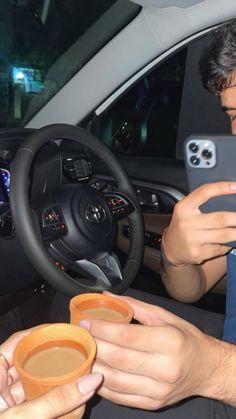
[92,156,186,275]
[118,213,171,274]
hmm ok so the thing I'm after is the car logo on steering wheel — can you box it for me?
[85,204,107,224]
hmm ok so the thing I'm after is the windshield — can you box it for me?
[0,0,140,129]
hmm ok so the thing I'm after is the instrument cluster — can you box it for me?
[0,168,10,203]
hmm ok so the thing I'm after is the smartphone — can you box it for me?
[184,134,236,246]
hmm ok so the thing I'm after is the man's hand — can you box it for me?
[80,295,228,410]
[166,181,236,265]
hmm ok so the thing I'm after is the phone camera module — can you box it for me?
[188,142,199,153]
[190,155,200,166]
[202,149,212,160]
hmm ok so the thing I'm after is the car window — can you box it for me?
[91,48,187,158]
[0,0,140,129]
[91,34,231,159]
[176,35,230,158]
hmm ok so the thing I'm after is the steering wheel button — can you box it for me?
[56,223,66,232]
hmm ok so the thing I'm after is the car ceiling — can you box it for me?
[26,0,236,130]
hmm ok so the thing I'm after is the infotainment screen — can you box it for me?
[0,184,5,204]
[0,168,10,203]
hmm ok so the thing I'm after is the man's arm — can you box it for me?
[158,182,236,302]
[203,339,236,406]
[160,256,226,303]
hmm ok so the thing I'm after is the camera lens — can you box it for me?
[190,155,200,166]
[188,142,199,153]
[202,149,212,160]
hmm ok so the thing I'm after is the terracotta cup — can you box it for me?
[70,293,133,324]
[14,323,96,419]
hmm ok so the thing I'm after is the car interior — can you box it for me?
[0,0,235,343]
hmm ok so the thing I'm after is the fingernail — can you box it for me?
[79,319,91,330]
[230,183,236,190]
[78,373,103,395]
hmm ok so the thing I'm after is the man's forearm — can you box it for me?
[201,338,236,407]
[160,262,207,303]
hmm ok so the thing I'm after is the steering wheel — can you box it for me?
[10,124,144,296]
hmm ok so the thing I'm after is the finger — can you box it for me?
[0,325,49,369]
[0,395,8,413]
[0,363,8,393]
[0,365,14,407]
[95,295,184,327]
[10,379,25,405]
[190,243,229,263]
[115,296,185,326]
[92,360,171,400]
[93,335,183,383]
[104,293,168,326]
[98,385,163,411]
[197,211,236,229]
[177,211,236,232]
[80,318,185,352]
[1,390,15,408]
[7,366,18,386]
[0,330,31,368]
[94,339,157,377]
[200,227,236,245]
[179,182,236,209]
[1,373,103,419]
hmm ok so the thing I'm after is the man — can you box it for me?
[78,19,236,419]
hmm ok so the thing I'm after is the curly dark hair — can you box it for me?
[199,19,236,95]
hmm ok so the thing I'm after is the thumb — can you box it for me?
[2,373,103,419]
[105,293,182,326]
